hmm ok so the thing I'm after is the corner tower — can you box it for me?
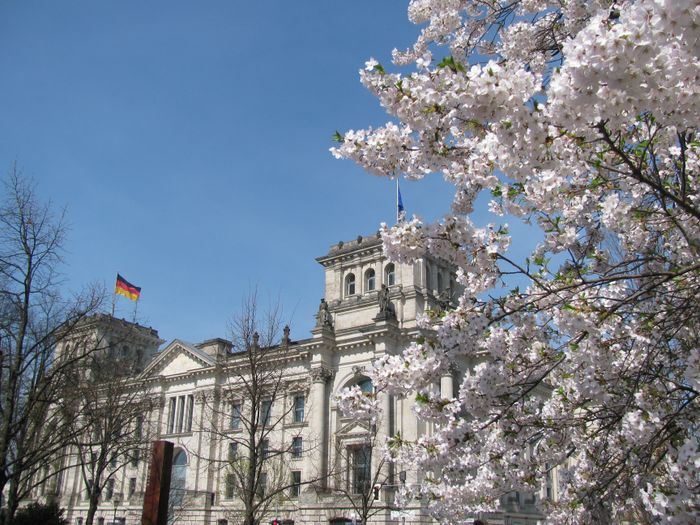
[315,232,456,333]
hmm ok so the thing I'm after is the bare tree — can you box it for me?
[0,167,103,523]
[66,329,157,525]
[202,291,317,525]
[329,409,391,525]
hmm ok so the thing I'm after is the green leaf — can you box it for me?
[415,392,430,404]
[436,55,465,73]
[332,131,343,143]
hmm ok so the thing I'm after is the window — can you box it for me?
[105,478,114,500]
[55,469,64,496]
[128,477,136,499]
[218,520,229,525]
[261,439,270,459]
[290,471,301,498]
[76,519,83,525]
[437,271,444,293]
[345,273,356,296]
[227,442,238,462]
[185,394,194,432]
[97,519,104,525]
[230,402,241,430]
[131,448,140,468]
[384,263,395,286]
[351,446,371,494]
[176,396,186,433]
[365,269,376,292]
[257,473,267,498]
[110,454,118,468]
[171,449,187,506]
[292,437,302,459]
[357,378,373,394]
[167,398,177,434]
[225,473,235,499]
[293,395,304,423]
[261,400,272,427]
[135,416,143,440]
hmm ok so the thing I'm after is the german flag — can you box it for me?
[115,274,141,301]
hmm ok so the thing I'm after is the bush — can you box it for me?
[10,501,68,525]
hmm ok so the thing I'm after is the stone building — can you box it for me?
[40,233,546,525]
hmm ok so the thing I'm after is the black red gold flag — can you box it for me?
[115,274,141,301]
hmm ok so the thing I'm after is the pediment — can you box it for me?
[336,419,371,438]
[141,340,216,378]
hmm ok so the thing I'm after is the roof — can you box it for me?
[316,232,383,263]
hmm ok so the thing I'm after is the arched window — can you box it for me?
[365,269,376,292]
[357,378,373,394]
[384,263,395,286]
[171,449,187,506]
[345,273,356,296]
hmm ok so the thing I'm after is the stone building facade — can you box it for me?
[41,234,547,525]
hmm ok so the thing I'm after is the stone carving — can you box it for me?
[375,284,396,321]
[351,365,366,376]
[310,366,334,383]
[316,298,334,329]
[194,391,207,404]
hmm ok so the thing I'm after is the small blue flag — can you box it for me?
[397,180,405,222]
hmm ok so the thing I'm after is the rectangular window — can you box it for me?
[185,394,194,432]
[290,471,301,498]
[55,469,64,496]
[105,478,114,500]
[261,439,270,459]
[176,395,185,433]
[291,436,302,459]
[227,442,238,462]
[257,473,267,498]
[351,446,371,494]
[167,398,177,434]
[135,415,143,440]
[293,395,304,423]
[97,519,104,525]
[225,473,235,499]
[110,454,118,468]
[131,448,140,468]
[261,400,272,427]
[230,402,241,430]
[77,519,83,525]
[128,477,136,499]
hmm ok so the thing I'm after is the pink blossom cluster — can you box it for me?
[332,0,700,523]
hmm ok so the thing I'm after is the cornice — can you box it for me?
[316,234,383,266]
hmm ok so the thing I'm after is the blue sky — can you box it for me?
[0,2,522,345]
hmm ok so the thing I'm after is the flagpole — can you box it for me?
[133,297,139,323]
[396,178,399,224]
[111,289,116,317]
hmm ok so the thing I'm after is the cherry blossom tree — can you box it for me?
[332,1,699,523]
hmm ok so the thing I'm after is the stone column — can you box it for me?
[309,366,333,487]
[440,373,454,399]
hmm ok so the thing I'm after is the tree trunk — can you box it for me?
[4,477,20,525]
[85,488,100,525]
